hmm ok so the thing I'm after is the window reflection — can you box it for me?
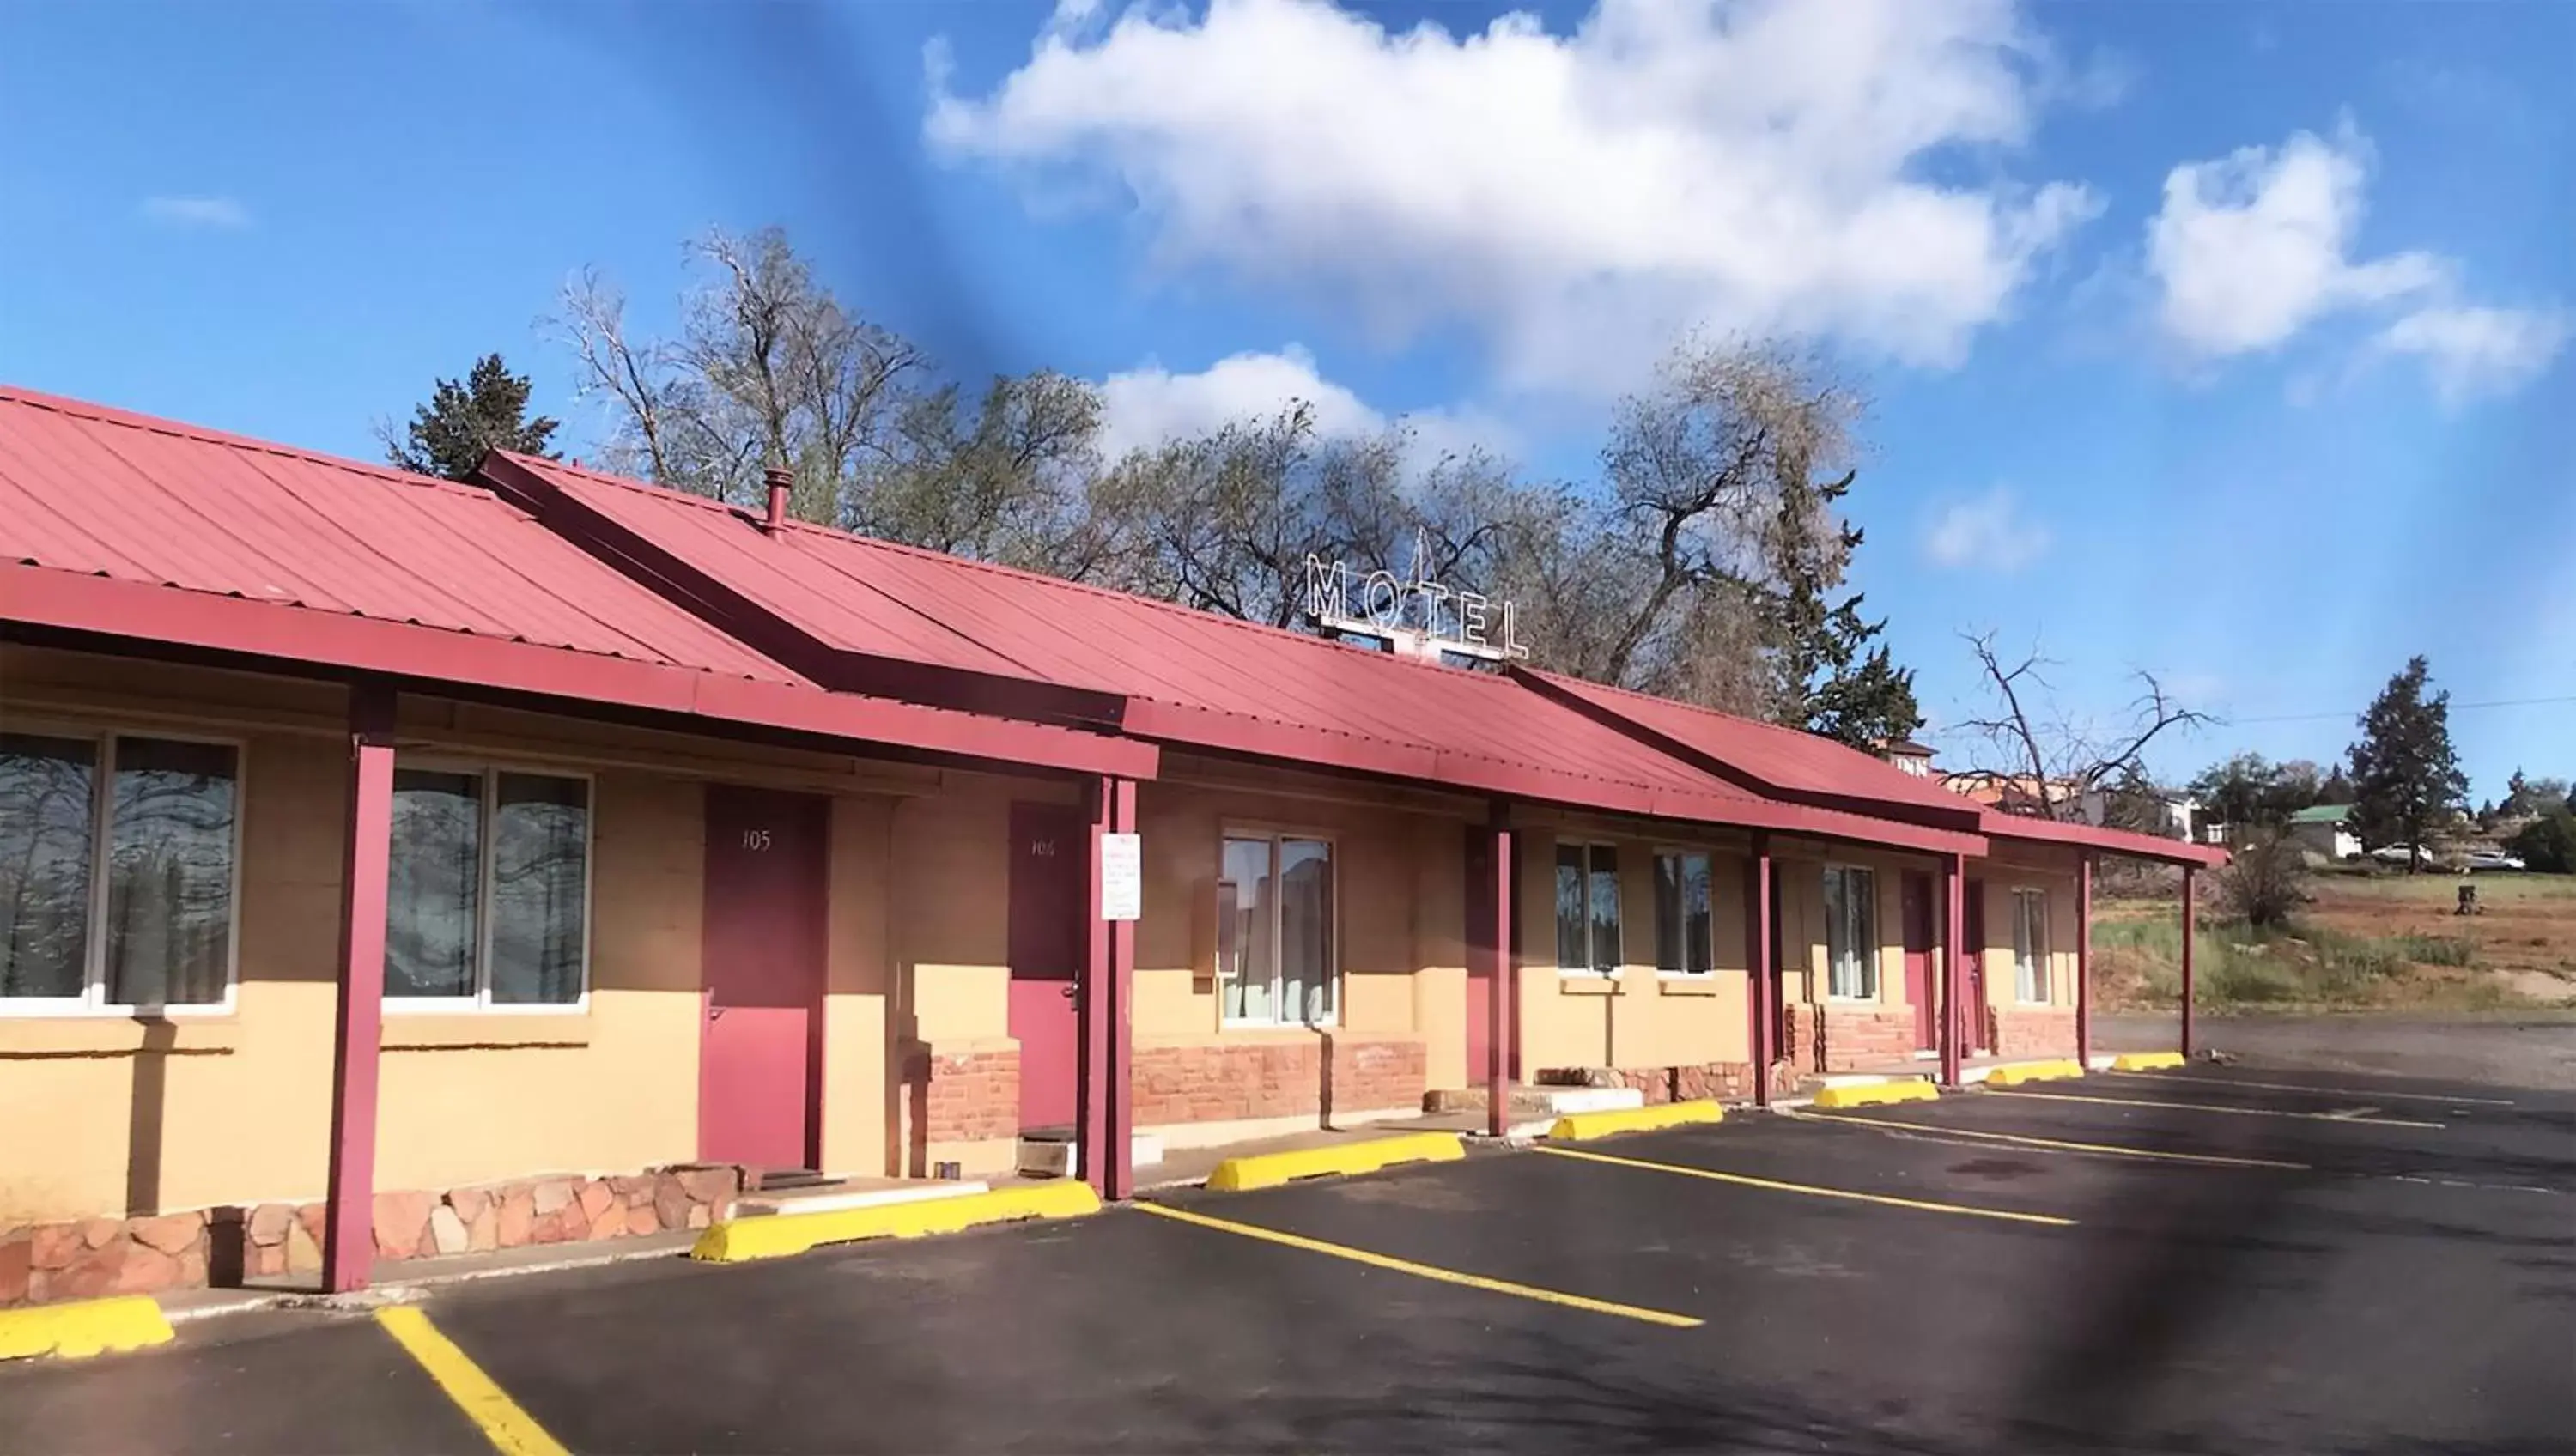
[0,734,97,999]
[388,769,480,998]
[491,774,587,1004]
[104,737,237,1005]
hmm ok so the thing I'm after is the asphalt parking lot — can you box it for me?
[4,1065,2569,1455]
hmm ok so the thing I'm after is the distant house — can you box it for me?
[1880,740,1937,778]
[2288,804,2363,860]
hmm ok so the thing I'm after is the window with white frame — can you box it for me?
[386,765,591,1008]
[2013,889,2050,1004]
[1555,842,1622,975]
[1,731,240,1011]
[1653,850,1713,977]
[1218,833,1334,1026]
[1822,864,1878,999]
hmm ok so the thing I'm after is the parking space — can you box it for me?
[3,1066,2568,1454]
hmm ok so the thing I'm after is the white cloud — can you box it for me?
[1095,345,1516,469]
[2373,303,2569,404]
[2146,124,2441,357]
[929,0,2097,397]
[138,196,252,230]
[1925,486,2050,572]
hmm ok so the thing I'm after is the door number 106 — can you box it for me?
[740,828,773,852]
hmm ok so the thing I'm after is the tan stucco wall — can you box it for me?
[1973,861,2082,1010]
[1770,844,1952,1013]
[0,646,924,1222]
[1514,824,1753,1073]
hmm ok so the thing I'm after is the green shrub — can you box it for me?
[2508,810,2576,874]
[2391,934,2476,967]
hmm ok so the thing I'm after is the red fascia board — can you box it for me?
[1123,696,1983,855]
[479,454,1131,731]
[0,564,1157,780]
[1983,812,2229,867]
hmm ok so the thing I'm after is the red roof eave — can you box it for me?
[0,564,1157,781]
[1981,811,2228,867]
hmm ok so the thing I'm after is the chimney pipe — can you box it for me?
[762,467,793,532]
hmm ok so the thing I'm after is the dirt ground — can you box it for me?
[2094,1010,2576,1090]
[2094,871,2576,1011]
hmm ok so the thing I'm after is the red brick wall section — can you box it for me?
[1818,1005,1921,1071]
[1131,1035,1425,1129]
[2,1165,745,1308]
[1993,1010,2078,1059]
[902,1042,1021,1146]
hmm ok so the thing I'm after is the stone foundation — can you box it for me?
[1130,1034,1425,1128]
[902,1040,1021,1146]
[1992,1009,2078,1059]
[2,1164,744,1308]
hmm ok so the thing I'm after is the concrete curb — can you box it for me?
[1546,1100,1725,1142]
[690,1180,1100,1263]
[1206,1132,1465,1192]
[1812,1080,1939,1109]
[2113,1051,2188,1071]
[1984,1059,2087,1087]
[0,1295,175,1362]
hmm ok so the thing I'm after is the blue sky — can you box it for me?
[3,0,2568,798]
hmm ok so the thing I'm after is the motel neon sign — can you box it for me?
[1301,532,1528,663]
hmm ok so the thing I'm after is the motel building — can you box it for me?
[0,385,2220,1308]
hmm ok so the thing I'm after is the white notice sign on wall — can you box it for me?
[1100,832,1142,922]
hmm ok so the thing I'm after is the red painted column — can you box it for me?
[2178,864,2197,1059]
[1106,777,1137,1201]
[323,683,396,1294]
[1940,854,1966,1089]
[1078,775,1140,1200]
[1484,819,1515,1133]
[1744,833,1773,1107]
[2075,855,2094,1069]
[1079,780,1113,1200]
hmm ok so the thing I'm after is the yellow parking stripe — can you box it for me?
[1803,1110,2311,1169]
[1533,1144,2075,1227]
[1989,1088,2445,1129]
[376,1307,569,1456]
[1133,1201,1702,1328]
[2099,1071,2512,1107]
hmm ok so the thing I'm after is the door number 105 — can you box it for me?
[740,828,773,852]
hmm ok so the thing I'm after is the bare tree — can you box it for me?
[1951,631,2212,821]
[550,228,929,523]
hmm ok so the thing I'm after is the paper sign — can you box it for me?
[1100,832,1142,922]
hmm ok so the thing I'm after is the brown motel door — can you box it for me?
[1007,801,1087,1132]
[698,786,829,1173]
[1902,871,1936,1052]
[1963,878,1991,1053]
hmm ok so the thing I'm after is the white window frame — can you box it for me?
[1822,862,1879,1002]
[0,723,245,1019]
[2013,887,2050,1005]
[1556,840,1625,978]
[1651,846,1715,980]
[383,757,595,1016]
[1216,827,1339,1030]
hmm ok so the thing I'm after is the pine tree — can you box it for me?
[1764,472,1923,749]
[2346,656,2470,872]
[2319,761,2355,804]
[384,355,561,482]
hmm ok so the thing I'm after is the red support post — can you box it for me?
[1106,777,1137,1201]
[1940,854,1966,1089]
[2075,855,2094,1070]
[2178,863,2197,1059]
[1470,810,1513,1140]
[1744,833,1773,1107]
[323,682,396,1294]
[1079,775,1141,1200]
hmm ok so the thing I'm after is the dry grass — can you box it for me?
[2093,872,2576,1012]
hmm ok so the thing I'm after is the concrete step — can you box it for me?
[1014,1129,1167,1180]
[1422,1084,1649,1117]
[725,1178,990,1221]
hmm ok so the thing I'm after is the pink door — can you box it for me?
[699,786,828,1172]
[1008,802,1086,1131]
[1902,872,1936,1052]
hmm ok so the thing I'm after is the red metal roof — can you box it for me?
[1522,668,2224,867]
[0,386,1152,780]
[490,454,1981,853]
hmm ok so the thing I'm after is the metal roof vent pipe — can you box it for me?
[762,466,793,533]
